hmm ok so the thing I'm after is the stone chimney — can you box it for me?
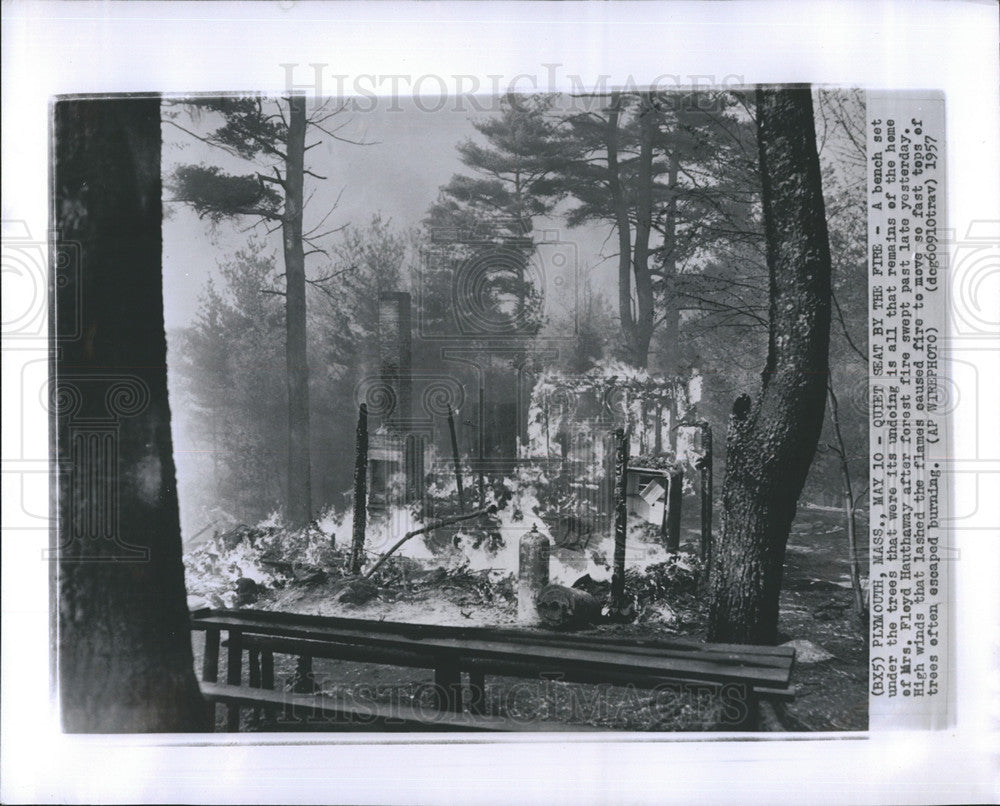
[377,292,412,429]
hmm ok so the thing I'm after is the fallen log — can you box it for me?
[363,505,498,579]
[535,583,602,630]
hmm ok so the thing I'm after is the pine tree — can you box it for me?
[167,96,364,526]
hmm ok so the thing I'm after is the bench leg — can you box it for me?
[248,649,261,725]
[723,683,760,731]
[202,628,220,682]
[201,628,221,728]
[225,630,243,732]
[468,671,486,716]
[743,695,761,731]
[434,664,463,714]
[293,655,315,694]
[258,649,276,726]
[261,650,275,690]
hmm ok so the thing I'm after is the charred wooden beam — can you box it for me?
[609,428,630,617]
[447,405,466,511]
[665,468,683,553]
[350,403,369,573]
[363,505,498,579]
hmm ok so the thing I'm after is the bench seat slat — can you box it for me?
[194,613,793,687]
[191,608,794,657]
[228,628,792,687]
[234,634,791,697]
[200,681,605,732]
[415,638,792,686]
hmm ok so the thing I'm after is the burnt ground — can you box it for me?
[775,506,870,731]
[194,506,869,733]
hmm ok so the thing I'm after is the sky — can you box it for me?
[161,94,617,333]
[160,92,617,537]
[160,89,864,335]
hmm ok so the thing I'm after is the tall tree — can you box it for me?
[555,91,659,367]
[421,95,566,466]
[55,97,207,731]
[426,92,566,238]
[167,95,355,527]
[422,93,564,342]
[707,87,833,645]
[560,91,757,371]
[314,214,408,374]
[172,244,287,524]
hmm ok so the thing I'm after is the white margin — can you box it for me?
[2,2,998,804]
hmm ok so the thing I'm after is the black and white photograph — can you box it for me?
[54,86,870,734]
[3,2,999,804]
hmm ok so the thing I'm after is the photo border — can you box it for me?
[3,1,998,803]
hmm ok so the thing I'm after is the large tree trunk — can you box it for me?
[55,97,208,731]
[606,94,638,366]
[282,95,312,527]
[661,148,682,450]
[630,93,657,370]
[707,88,832,645]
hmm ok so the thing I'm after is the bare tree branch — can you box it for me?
[236,215,271,234]
[163,119,245,159]
[307,118,379,146]
[309,267,354,284]
[303,222,349,242]
[304,187,345,236]
[258,172,287,189]
[832,290,869,364]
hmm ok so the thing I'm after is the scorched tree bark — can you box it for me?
[707,87,833,645]
[55,97,208,731]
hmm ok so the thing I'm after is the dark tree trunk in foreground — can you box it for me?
[707,88,833,645]
[283,95,312,527]
[55,97,208,731]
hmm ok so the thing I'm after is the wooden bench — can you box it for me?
[190,607,795,732]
